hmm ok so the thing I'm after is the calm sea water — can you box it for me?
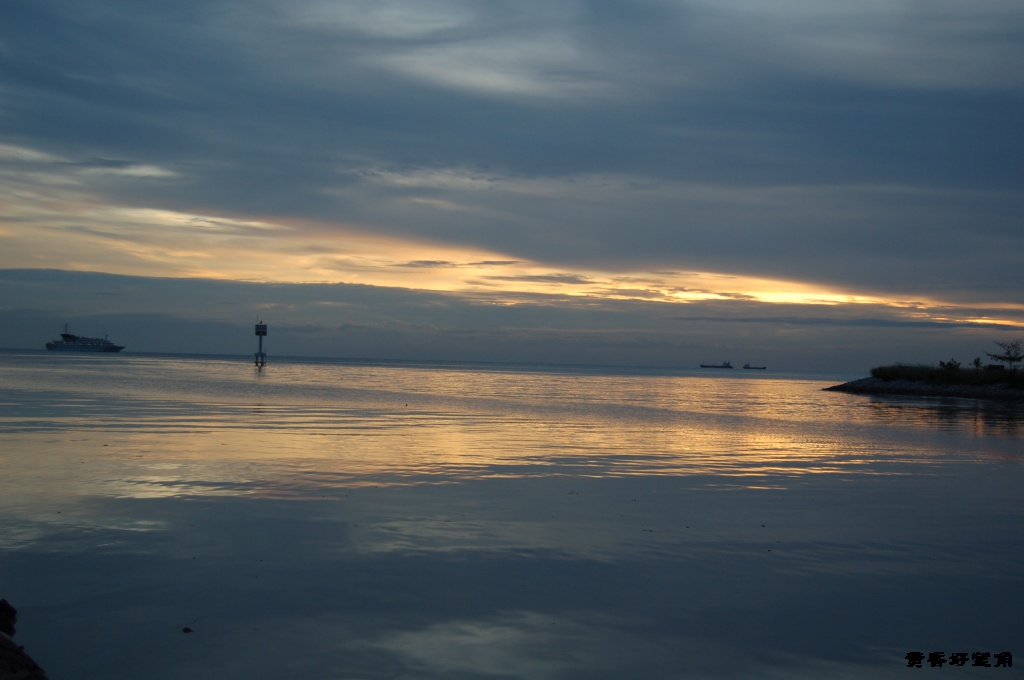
[1,351,1021,679]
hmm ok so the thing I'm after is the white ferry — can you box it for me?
[45,325,125,352]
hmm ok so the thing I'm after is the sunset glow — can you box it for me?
[0,187,997,327]
[2,0,1022,369]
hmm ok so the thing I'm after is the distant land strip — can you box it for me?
[825,377,1024,403]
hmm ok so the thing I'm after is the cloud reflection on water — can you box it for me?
[4,356,1010,502]
[1,354,1022,678]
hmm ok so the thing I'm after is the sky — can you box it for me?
[1,0,1022,371]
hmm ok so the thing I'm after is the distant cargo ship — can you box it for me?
[45,325,125,352]
[700,361,733,369]
[743,364,767,370]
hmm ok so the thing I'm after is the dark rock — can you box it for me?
[0,600,49,679]
[0,600,15,637]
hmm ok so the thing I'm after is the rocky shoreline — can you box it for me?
[0,599,49,679]
[824,377,1024,403]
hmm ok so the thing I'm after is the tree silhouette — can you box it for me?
[986,339,1024,370]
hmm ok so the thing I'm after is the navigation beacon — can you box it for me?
[255,320,267,368]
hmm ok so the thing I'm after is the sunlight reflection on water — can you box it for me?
[4,355,1017,480]
[1,352,1022,679]
[1,353,1020,509]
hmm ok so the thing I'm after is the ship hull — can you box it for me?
[46,343,124,352]
[45,327,125,352]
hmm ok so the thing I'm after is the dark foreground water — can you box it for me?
[1,351,1021,679]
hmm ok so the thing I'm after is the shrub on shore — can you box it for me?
[870,363,1023,388]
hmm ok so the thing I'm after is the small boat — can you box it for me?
[743,363,767,370]
[45,325,125,352]
[700,361,733,369]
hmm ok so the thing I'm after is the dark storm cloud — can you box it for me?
[1,0,1023,300]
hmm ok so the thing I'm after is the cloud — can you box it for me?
[669,316,1024,331]
[3,270,1020,373]
[1,0,1022,368]
[674,0,1024,91]
[486,273,595,285]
